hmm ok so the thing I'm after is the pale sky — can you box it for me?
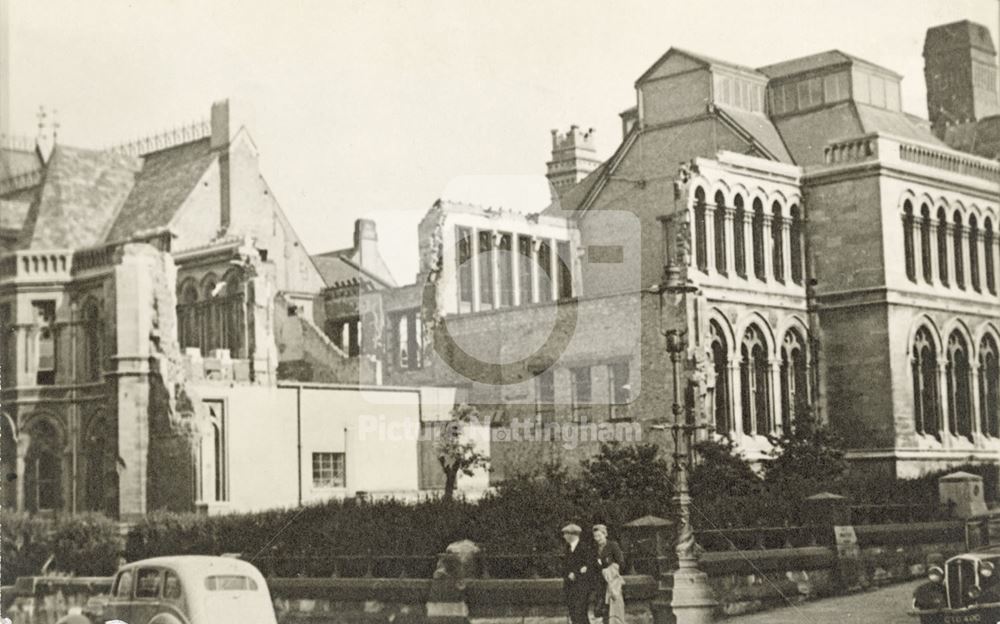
[6,0,999,283]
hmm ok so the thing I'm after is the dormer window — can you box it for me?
[713,73,765,113]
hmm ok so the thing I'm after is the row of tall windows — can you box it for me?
[709,321,811,437]
[912,328,1000,440]
[535,361,631,424]
[902,201,997,295]
[457,227,573,314]
[693,189,804,285]
[176,270,246,357]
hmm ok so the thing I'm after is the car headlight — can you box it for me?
[928,566,944,583]
[967,585,982,600]
[980,561,995,579]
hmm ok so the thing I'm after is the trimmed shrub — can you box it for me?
[1,512,123,585]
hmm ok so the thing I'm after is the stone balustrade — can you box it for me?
[0,250,74,284]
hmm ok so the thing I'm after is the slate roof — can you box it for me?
[22,145,140,249]
[758,50,901,80]
[637,48,765,84]
[103,138,216,242]
[0,199,31,230]
[716,105,793,163]
[0,143,43,179]
[311,250,393,289]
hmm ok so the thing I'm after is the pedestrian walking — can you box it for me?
[561,523,594,624]
[592,524,626,624]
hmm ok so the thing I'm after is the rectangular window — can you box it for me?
[518,235,533,305]
[769,88,785,115]
[853,70,870,104]
[536,240,553,303]
[204,400,228,502]
[457,227,474,312]
[808,77,823,108]
[312,452,346,488]
[535,369,555,423]
[885,80,900,111]
[478,230,494,309]
[135,568,163,599]
[750,84,763,113]
[609,361,631,420]
[328,317,361,357]
[497,232,513,307]
[796,81,811,110]
[32,300,56,385]
[782,83,798,113]
[395,310,422,370]
[571,366,592,423]
[556,241,573,299]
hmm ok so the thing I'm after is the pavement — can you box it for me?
[724,580,921,624]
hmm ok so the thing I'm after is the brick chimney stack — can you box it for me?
[546,125,601,198]
[923,20,1000,137]
[354,218,379,273]
[211,99,232,231]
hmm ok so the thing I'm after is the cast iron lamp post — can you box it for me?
[651,171,716,624]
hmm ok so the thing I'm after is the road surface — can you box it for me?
[725,580,921,624]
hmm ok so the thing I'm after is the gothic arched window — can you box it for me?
[740,325,771,436]
[694,187,708,272]
[969,215,980,292]
[24,419,63,513]
[752,199,765,281]
[947,331,973,441]
[790,205,803,285]
[81,298,102,382]
[177,279,200,350]
[903,201,916,282]
[779,329,809,431]
[709,321,731,435]
[734,195,747,278]
[979,335,999,438]
[912,327,940,439]
[920,204,933,283]
[985,218,996,295]
[714,191,727,274]
[953,212,965,289]
[772,201,785,283]
[937,208,949,287]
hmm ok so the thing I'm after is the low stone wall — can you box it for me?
[0,522,968,623]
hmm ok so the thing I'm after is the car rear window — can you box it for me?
[204,575,258,591]
[135,568,163,598]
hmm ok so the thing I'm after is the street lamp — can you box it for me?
[650,166,716,624]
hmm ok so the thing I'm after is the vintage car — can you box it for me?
[77,555,278,624]
[911,545,1000,623]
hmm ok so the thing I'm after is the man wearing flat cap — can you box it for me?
[561,523,594,624]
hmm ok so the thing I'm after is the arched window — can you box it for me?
[709,321,731,435]
[970,215,980,292]
[83,414,109,512]
[714,191,727,274]
[734,195,747,278]
[752,199,765,280]
[81,298,102,382]
[912,327,940,439]
[694,188,708,272]
[780,329,809,431]
[177,279,200,350]
[772,201,784,282]
[946,331,973,441]
[937,208,949,287]
[985,218,996,295]
[220,269,245,357]
[979,335,999,438]
[903,201,916,282]
[920,204,933,283]
[740,325,771,436]
[953,212,965,289]
[24,419,63,513]
[790,205,803,285]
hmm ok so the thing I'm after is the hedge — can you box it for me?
[1,512,123,585]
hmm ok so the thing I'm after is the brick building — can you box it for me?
[324,20,1000,480]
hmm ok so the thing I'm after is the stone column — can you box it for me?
[991,234,1000,297]
[511,241,522,307]
[960,225,972,291]
[970,367,983,445]
[976,229,988,294]
[938,361,951,448]
[925,216,939,286]
[742,211,754,280]
[724,208,737,277]
[913,216,925,283]
[730,361,744,443]
[470,231,481,313]
[762,214,775,283]
[15,431,28,512]
[944,222,956,288]
[769,361,782,436]
[781,216,792,285]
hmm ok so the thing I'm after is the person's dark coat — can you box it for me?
[562,538,595,624]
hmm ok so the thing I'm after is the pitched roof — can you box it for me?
[103,138,216,242]
[855,104,944,145]
[758,50,901,80]
[22,145,139,249]
[715,105,793,163]
[0,199,31,231]
[0,142,43,179]
[636,47,765,85]
[311,250,393,289]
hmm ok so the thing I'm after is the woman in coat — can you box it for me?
[592,524,626,624]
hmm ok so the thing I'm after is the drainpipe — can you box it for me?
[296,385,302,506]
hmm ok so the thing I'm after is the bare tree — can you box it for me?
[435,404,490,501]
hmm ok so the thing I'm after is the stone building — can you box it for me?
[0,101,483,519]
[324,20,1000,480]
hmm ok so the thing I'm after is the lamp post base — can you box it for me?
[653,567,717,624]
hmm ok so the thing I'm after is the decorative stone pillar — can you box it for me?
[976,229,988,294]
[781,216,792,286]
[470,231,481,313]
[726,361,740,438]
[944,222,956,288]
[960,225,972,291]
[927,216,940,286]
[970,366,982,445]
[913,216,926,284]
[724,208,737,277]
[742,211,754,280]
[762,214,774,283]
[769,361,782,436]
[704,204,716,277]
[938,361,951,448]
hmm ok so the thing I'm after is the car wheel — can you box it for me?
[147,614,184,624]
[55,616,93,624]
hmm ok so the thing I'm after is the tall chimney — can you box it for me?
[211,99,231,231]
[923,21,1000,136]
[354,219,378,272]
[545,125,601,198]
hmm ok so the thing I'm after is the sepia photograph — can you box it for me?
[1,1,999,622]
